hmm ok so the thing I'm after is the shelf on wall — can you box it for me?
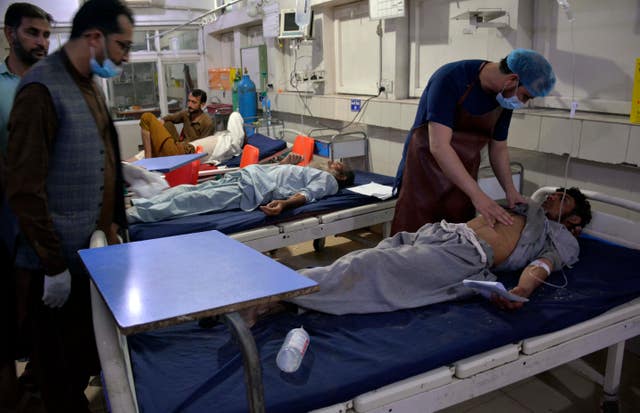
[452,9,508,28]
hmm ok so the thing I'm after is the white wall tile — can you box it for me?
[579,121,630,164]
[335,98,355,122]
[399,103,417,130]
[360,100,384,127]
[508,113,541,151]
[386,140,404,176]
[307,96,333,119]
[539,117,581,156]
[625,125,640,167]
[378,102,403,130]
[368,136,387,173]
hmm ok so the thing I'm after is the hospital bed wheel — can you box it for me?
[313,238,325,252]
[600,399,619,413]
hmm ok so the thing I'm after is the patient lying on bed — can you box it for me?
[126,154,355,223]
[234,188,592,325]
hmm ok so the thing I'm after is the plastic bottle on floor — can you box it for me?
[276,326,310,373]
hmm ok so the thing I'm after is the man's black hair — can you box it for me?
[337,168,355,189]
[498,56,512,75]
[70,0,134,39]
[556,187,592,227]
[191,88,207,104]
[4,3,53,28]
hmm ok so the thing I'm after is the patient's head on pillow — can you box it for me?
[323,160,355,189]
[542,187,592,237]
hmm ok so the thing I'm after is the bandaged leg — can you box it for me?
[289,223,495,315]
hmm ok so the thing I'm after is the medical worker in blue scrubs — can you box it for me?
[392,49,556,234]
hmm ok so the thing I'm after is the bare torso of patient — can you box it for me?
[467,212,526,267]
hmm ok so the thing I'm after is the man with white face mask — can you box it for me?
[393,49,555,234]
[5,0,133,410]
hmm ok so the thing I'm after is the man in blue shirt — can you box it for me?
[392,49,555,234]
[0,2,52,155]
[0,3,51,409]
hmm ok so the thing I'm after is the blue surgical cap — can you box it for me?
[506,48,556,97]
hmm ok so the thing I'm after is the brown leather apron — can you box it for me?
[391,72,503,234]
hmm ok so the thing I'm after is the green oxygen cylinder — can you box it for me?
[232,68,241,112]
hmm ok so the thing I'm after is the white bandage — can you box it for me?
[529,259,551,276]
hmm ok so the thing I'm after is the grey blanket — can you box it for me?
[290,223,495,315]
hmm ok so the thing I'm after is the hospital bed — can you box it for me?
[130,163,523,252]
[90,187,640,413]
[197,133,288,181]
[128,170,397,252]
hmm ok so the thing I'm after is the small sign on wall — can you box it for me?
[631,58,640,124]
[350,99,361,112]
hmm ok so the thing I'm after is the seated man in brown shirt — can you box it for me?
[139,88,214,158]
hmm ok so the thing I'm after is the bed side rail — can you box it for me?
[89,231,139,413]
[532,186,640,249]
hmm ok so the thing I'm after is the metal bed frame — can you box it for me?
[90,187,640,413]
[89,165,536,412]
[310,187,640,413]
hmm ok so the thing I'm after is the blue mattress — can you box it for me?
[128,237,640,413]
[222,133,287,167]
[129,171,395,241]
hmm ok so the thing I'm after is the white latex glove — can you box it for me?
[42,269,71,308]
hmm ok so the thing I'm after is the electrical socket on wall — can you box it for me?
[379,79,393,93]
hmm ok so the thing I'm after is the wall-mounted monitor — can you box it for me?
[279,8,314,39]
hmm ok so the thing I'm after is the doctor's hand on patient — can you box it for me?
[505,187,527,209]
[472,191,514,227]
[42,269,72,308]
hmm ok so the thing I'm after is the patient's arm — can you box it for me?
[259,193,306,216]
[162,110,186,124]
[492,257,552,310]
[279,152,304,165]
[141,129,152,158]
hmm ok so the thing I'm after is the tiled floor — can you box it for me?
[12,230,640,412]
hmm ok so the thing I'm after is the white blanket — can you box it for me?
[192,112,245,165]
[121,162,169,199]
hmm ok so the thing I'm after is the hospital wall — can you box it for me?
[2,0,638,220]
[200,0,640,221]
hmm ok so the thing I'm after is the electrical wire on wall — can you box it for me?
[288,34,385,132]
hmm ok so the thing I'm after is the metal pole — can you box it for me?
[222,311,265,413]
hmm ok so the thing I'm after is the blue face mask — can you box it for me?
[89,39,123,78]
[496,81,525,110]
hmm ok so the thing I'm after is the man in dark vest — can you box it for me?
[5,0,134,410]
[392,49,555,234]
